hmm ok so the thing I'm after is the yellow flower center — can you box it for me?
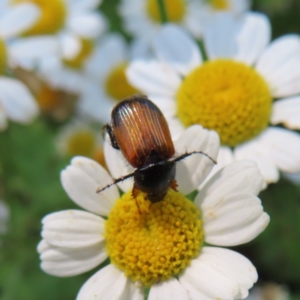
[12,0,66,35]
[36,84,61,112]
[64,39,94,70]
[177,59,272,146]
[146,0,186,23]
[66,130,96,157]
[210,0,229,10]
[0,38,7,74]
[105,189,203,286]
[105,63,139,101]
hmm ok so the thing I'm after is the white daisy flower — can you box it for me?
[56,119,107,168]
[38,124,269,300]
[7,0,106,69]
[119,0,250,40]
[78,34,147,123]
[127,12,300,187]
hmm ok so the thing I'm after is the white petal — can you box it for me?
[38,239,107,277]
[130,36,153,60]
[68,12,106,38]
[200,146,235,188]
[174,125,220,194]
[0,106,7,130]
[0,77,38,123]
[61,156,119,216]
[203,193,270,246]
[271,96,300,129]
[127,60,181,97]
[196,161,263,208]
[42,210,105,248]
[234,138,279,185]
[77,264,144,300]
[8,36,60,66]
[59,32,81,59]
[104,139,134,193]
[77,82,112,123]
[256,34,300,97]
[258,127,300,173]
[85,33,127,79]
[154,24,202,76]
[148,95,177,118]
[0,3,40,38]
[204,12,270,65]
[180,247,257,300]
[148,278,189,300]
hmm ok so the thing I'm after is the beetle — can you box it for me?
[97,95,216,203]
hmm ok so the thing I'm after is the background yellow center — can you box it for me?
[146,0,186,23]
[64,39,94,70]
[0,39,7,74]
[13,0,66,35]
[210,0,229,10]
[177,59,272,146]
[105,63,139,101]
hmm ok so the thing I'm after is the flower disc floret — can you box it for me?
[177,59,272,146]
[0,38,7,74]
[211,0,229,10]
[105,63,139,101]
[13,0,66,35]
[64,39,94,70]
[146,0,186,23]
[105,189,203,286]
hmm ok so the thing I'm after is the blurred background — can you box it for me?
[0,0,299,299]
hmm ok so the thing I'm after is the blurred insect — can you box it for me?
[97,95,216,203]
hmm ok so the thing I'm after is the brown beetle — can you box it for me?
[97,95,216,203]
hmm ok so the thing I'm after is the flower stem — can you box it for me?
[156,0,168,23]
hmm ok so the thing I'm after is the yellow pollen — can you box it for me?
[176,59,272,146]
[105,63,139,101]
[210,0,229,10]
[146,0,186,23]
[0,38,7,74]
[12,0,66,35]
[105,189,203,286]
[66,131,96,157]
[64,39,94,70]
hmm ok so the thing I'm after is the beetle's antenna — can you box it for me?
[172,151,217,165]
[96,172,135,193]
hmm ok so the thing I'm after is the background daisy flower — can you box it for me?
[119,0,250,40]
[38,124,269,299]
[127,12,300,187]
[56,119,107,168]
[78,33,147,123]
[7,0,106,70]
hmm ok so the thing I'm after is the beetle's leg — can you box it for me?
[132,183,141,214]
[170,180,178,191]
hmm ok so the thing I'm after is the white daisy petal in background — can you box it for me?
[0,77,38,128]
[0,200,9,235]
[119,0,250,41]
[79,33,143,123]
[127,13,300,187]
[4,0,106,70]
[246,283,289,300]
[38,123,269,299]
